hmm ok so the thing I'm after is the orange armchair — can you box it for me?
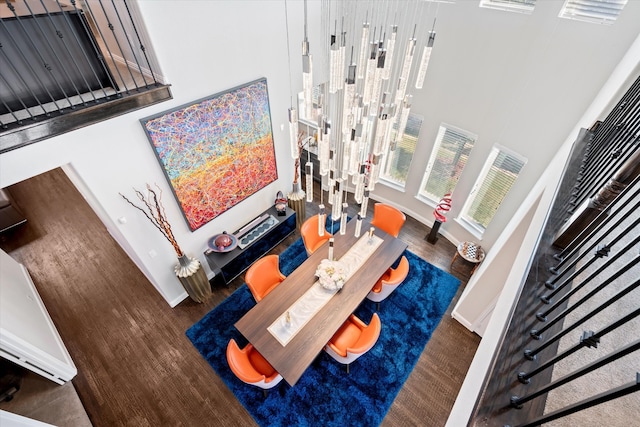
[226,339,282,396]
[370,203,406,238]
[300,214,332,256]
[366,255,410,310]
[325,313,381,373]
[245,254,286,302]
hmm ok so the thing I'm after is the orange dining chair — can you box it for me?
[245,254,286,303]
[370,203,406,238]
[226,339,282,397]
[325,313,381,373]
[300,214,332,256]
[366,256,410,310]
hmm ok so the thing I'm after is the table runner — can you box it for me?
[267,234,383,346]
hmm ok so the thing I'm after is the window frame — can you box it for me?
[416,123,477,205]
[558,0,628,25]
[456,144,527,239]
[479,0,536,14]
[379,112,424,190]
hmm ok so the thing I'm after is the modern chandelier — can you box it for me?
[288,0,438,238]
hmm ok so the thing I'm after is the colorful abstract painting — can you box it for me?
[140,78,278,231]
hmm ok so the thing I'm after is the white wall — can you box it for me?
[446,30,640,427]
[369,0,640,248]
[0,250,77,383]
[0,1,303,306]
[0,1,638,307]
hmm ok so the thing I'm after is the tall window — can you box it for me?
[559,0,628,25]
[479,0,536,14]
[418,124,476,203]
[458,145,527,236]
[380,113,423,188]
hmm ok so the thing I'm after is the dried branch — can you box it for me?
[120,184,183,257]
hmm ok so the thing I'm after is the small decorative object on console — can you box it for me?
[275,191,288,216]
[208,231,238,253]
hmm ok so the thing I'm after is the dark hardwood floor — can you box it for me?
[0,168,480,426]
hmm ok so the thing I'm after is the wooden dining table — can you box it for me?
[234,217,408,386]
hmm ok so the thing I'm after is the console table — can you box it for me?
[204,205,296,286]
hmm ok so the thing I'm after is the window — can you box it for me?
[417,124,476,203]
[458,145,527,236]
[559,0,628,25]
[380,113,423,188]
[480,0,536,14]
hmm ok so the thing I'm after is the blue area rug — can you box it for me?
[186,237,460,426]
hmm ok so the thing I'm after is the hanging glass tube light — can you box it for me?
[329,33,341,94]
[319,118,331,175]
[372,93,393,155]
[391,94,412,150]
[306,161,314,202]
[415,30,436,89]
[342,65,357,129]
[331,179,342,220]
[318,204,326,236]
[369,47,387,112]
[382,25,397,80]
[328,165,336,205]
[328,237,334,260]
[362,41,377,106]
[340,202,348,235]
[354,163,366,203]
[289,108,299,159]
[341,133,352,180]
[359,188,370,217]
[395,37,416,105]
[348,126,361,176]
[337,30,346,91]
[356,22,370,80]
[355,213,363,237]
[300,0,314,120]
[368,154,382,191]
[302,43,314,119]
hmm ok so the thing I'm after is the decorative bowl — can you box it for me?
[208,232,238,253]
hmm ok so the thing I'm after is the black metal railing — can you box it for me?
[470,75,640,426]
[0,0,172,152]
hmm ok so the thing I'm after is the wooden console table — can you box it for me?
[204,205,296,286]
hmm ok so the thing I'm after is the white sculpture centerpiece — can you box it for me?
[315,259,348,292]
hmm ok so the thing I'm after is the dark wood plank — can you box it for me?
[0,171,479,426]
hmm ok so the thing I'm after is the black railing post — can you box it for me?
[505,373,640,427]
[520,307,640,384]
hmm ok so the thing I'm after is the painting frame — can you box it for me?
[140,78,278,231]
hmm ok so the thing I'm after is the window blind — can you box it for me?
[461,147,526,232]
[418,124,476,202]
[559,0,628,24]
[381,113,423,186]
[480,0,536,13]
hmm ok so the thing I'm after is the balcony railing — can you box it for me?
[470,75,640,426]
[0,0,172,153]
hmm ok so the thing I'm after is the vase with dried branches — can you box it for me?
[120,184,211,303]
